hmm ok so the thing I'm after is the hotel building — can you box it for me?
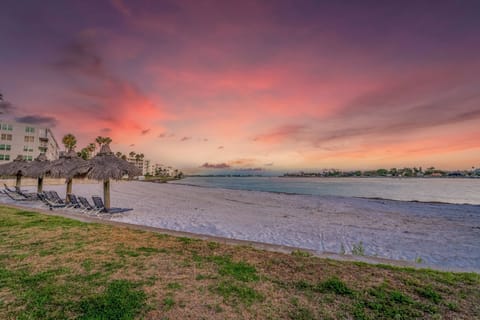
[127,157,153,176]
[0,120,60,162]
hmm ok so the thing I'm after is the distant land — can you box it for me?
[282,167,480,178]
[189,167,480,178]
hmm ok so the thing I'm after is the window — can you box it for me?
[1,134,12,141]
[24,136,34,143]
[8,124,12,131]
[6,145,10,151]
[27,156,32,161]
[5,155,10,161]
[0,144,4,150]
[0,155,4,160]
[1,124,6,130]
[25,127,35,133]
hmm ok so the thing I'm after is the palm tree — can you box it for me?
[87,143,96,158]
[78,148,89,160]
[129,151,136,159]
[62,134,77,152]
[95,136,104,148]
[95,136,112,148]
[115,152,122,158]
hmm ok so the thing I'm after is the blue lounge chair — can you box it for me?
[78,196,102,214]
[91,196,107,213]
[91,196,133,214]
[4,189,30,201]
[66,194,82,209]
[48,191,66,205]
[38,192,66,210]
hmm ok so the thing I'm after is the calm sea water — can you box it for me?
[174,177,480,205]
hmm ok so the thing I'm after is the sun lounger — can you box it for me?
[66,194,82,209]
[2,184,29,196]
[91,196,133,214]
[91,196,107,213]
[78,196,102,214]
[4,184,15,192]
[2,185,37,201]
[15,188,38,200]
[48,191,66,205]
[3,184,29,194]
[4,189,30,201]
[38,192,66,210]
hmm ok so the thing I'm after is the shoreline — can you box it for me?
[171,178,480,206]
[171,180,480,206]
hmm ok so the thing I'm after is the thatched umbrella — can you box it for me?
[23,153,50,193]
[0,155,30,189]
[86,144,141,210]
[44,150,90,202]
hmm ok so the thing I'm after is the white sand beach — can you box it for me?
[2,181,479,272]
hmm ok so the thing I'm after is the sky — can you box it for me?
[0,0,479,173]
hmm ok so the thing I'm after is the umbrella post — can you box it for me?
[15,174,21,190]
[37,176,44,193]
[103,178,110,210]
[66,178,72,203]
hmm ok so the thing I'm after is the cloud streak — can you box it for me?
[15,115,58,127]
[201,162,230,169]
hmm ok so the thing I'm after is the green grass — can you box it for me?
[79,280,146,320]
[212,281,264,306]
[319,277,353,295]
[415,285,442,304]
[166,282,182,290]
[291,249,312,257]
[351,241,366,256]
[0,205,479,319]
[162,297,175,311]
[208,255,259,282]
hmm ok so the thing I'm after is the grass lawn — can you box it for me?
[0,205,478,319]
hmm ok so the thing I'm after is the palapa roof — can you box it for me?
[23,153,50,178]
[0,155,30,176]
[86,144,142,180]
[44,150,90,179]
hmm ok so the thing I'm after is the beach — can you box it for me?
[2,180,479,272]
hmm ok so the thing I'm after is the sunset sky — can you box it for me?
[1,0,479,173]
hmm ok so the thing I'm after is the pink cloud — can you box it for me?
[51,32,167,144]
[201,162,230,169]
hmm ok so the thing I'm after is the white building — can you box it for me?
[0,120,60,162]
[127,157,153,176]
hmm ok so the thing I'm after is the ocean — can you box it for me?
[174,177,480,205]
